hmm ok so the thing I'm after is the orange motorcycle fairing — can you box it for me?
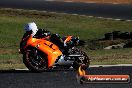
[64,36,72,43]
[26,36,62,68]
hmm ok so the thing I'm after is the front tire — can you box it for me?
[23,48,48,72]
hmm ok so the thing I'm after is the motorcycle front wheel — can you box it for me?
[23,48,48,72]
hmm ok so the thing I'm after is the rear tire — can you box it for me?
[23,48,48,72]
[72,48,90,70]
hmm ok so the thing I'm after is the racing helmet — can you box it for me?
[24,22,38,33]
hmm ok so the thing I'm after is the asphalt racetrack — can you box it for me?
[0,0,132,20]
[0,66,132,88]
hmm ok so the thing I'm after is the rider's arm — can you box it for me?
[34,29,51,38]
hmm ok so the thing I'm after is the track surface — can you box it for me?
[0,66,132,88]
[0,0,132,20]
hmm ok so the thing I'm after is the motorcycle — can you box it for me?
[20,35,90,72]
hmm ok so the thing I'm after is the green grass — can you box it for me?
[0,8,132,69]
[89,48,132,65]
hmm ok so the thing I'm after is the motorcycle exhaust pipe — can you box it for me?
[55,55,74,65]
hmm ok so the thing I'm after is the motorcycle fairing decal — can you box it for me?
[26,36,62,67]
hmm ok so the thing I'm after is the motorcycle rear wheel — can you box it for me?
[72,48,90,70]
[23,48,48,72]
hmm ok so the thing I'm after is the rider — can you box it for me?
[20,22,68,54]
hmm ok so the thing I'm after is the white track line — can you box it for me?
[90,64,132,67]
[15,64,132,70]
[57,0,128,5]
[15,68,29,70]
